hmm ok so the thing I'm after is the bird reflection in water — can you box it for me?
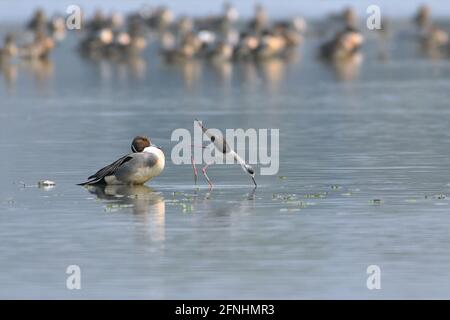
[257,58,285,92]
[22,58,54,82]
[210,59,233,85]
[188,186,257,217]
[84,184,166,246]
[330,53,363,81]
[0,63,18,91]
[179,60,202,89]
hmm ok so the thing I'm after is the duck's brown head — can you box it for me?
[131,136,151,152]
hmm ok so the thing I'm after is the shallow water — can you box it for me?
[1,23,450,299]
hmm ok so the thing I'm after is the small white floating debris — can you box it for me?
[38,180,56,189]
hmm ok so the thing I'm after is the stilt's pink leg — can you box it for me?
[202,163,213,189]
[191,157,198,185]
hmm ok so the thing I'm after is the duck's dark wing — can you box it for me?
[78,155,133,186]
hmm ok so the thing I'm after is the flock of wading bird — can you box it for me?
[1,3,450,82]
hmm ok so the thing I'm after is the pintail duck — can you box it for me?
[254,30,287,59]
[161,32,203,62]
[421,26,449,49]
[248,4,268,34]
[319,26,364,61]
[414,5,431,31]
[20,31,55,60]
[233,32,259,60]
[342,7,358,29]
[27,8,48,33]
[207,41,234,62]
[79,136,165,186]
[48,15,67,41]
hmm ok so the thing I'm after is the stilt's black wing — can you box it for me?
[78,155,133,186]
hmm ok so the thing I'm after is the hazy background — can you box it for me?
[1,0,450,22]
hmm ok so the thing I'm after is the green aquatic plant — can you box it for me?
[104,203,134,212]
[369,199,383,205]
[298,201,307,208]
[272,193,297,201]
[172,191,183,198]
[280,208,301,212]
[304,192,327,199]
[179,203,194,213]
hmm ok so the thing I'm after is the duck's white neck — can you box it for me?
[143,146,165,160]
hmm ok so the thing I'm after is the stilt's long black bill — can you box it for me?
[252,177,257,187]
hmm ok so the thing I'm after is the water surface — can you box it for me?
[1,23,450,299]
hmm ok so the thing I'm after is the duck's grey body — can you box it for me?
[105,151,164,185]
[79,145,165,186]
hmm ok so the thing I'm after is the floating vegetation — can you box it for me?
[330,185,342,190]
[278,176,287,180]
[168,191,197,212]
[369,199,383,205]
[298,201,308,208]
[272,193,297,201]
[14,181,37,188]
[2,198,15,205]
[304,192,327,199]
[104,203,134,212]
[280,208,301,212]
[181,203,193,213]
[404,199,418,203]
[425,194,447,200]
[341,192,352,197]
[272,192,315,210]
